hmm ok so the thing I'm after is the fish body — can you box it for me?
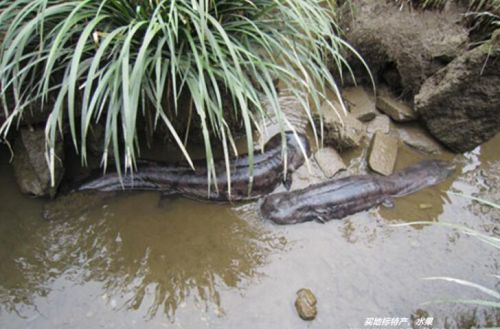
[260,160,455,224]
[79,132,310,201]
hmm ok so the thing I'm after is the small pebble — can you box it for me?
[295,288,318,321]
[419,203,433,209]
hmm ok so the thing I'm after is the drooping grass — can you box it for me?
[0,0,364,193]
[392,193,500,311]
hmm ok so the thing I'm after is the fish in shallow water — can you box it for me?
[260,160,455,224]
[78,132,310,201]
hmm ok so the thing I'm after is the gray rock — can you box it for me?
[415,29,500,152]
[343,87,377,122]
[366,114,391,136]
[258,91,309,145]
[314,147,346,178]
[315,102,367,151]
[13,128,64,197]
[368,132,398,176]
[392,123,444,154]
[290,159,325,191]
[376,95,418,122]
[295,288,317,321]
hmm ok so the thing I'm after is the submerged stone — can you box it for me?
[343,87,377,122]
[295,288,317,321]
[368,132,398,176]
[392,123,444,154]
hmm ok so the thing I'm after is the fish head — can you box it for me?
[426,159,456,182]
[260,193,304,225]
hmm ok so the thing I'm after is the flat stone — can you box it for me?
[376,95,418,122]
[392,123,445,154]
[295,288,317,321]
[343,87,377,122]
[314,147,346,178]
[13,127,64,197]
[368,132,399,176]
[366,114,391,136]
[315,102,367,151]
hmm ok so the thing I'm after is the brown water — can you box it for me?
[0,131,499,329]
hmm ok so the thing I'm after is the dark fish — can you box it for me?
[260,160,455,224]
[78,132,310,201]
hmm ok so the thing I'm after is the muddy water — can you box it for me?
[1,131,499,329]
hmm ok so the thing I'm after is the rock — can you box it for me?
[392,123,444,154]
[415,29,500,152]
[295,288,317,321]
[376,95,418,122]
[366,114,391,136]
[315,102,367,151]
[13,128,64,197]
[343,87,377,122]
[258,91,309,145]
[340,0,468,98]
[368,132,398,176]
[314,147,346,178]
[290,159,325,191]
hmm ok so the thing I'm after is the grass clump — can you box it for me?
[0,0,360,191]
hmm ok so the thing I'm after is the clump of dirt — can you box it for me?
[339,0,469,100]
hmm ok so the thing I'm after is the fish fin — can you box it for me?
[283,175,292,191]
[382,197,395,208]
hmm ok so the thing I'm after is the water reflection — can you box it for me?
[0,192,285,319]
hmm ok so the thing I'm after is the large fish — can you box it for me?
[260,160,455,224]
[79,132,310,201]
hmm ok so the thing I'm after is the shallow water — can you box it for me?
[0,132,499,329]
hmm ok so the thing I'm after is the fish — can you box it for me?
[260,160,455,224]
[78,132,310,201]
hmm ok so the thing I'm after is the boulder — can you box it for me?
[368,132,398,176]
[343,87,377,122]
[13,127,64,197]
[295,288,317,321]
[376,95,418,122]
[415,29,500,152]
[340,0,468,99]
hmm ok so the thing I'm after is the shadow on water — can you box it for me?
[0,166,286,320]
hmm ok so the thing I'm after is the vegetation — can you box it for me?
[0,0,361,190]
